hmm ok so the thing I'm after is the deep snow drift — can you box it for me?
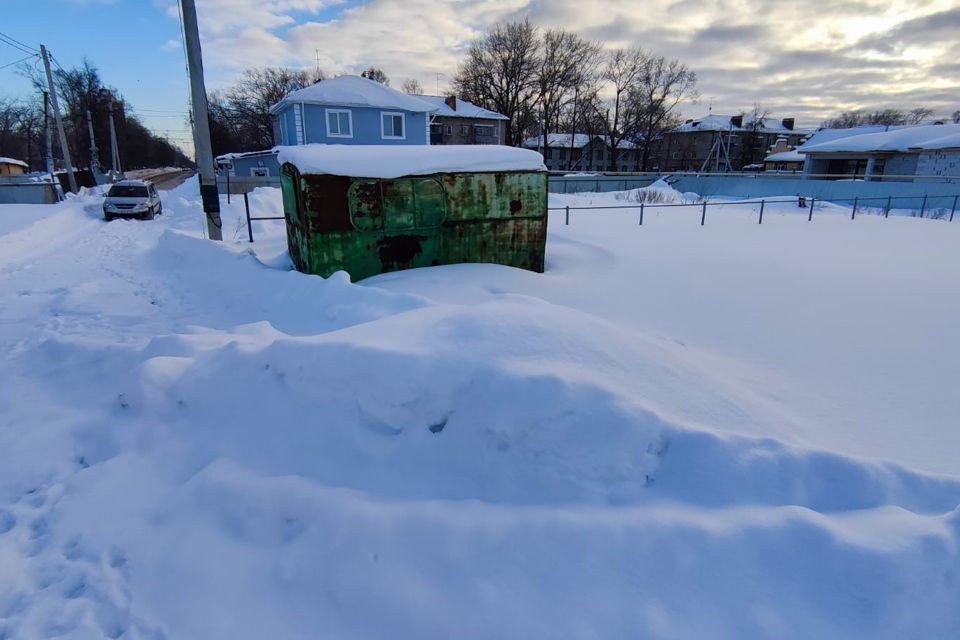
[0,178,958,639]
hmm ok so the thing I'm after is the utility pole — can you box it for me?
[42,91,54,176]
[86,109,100,175]
[179,0,222,240]
[40,44,77,194]
[107,96,121,174]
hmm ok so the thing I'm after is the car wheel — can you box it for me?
[143,207,155,221]
[105,213,114,221]
[157,205,163,215]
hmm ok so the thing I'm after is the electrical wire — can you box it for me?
[0,30,38,53]
[0,53,38,71]
[0,31,38,56]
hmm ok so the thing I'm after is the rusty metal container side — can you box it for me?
[279,162,547,281]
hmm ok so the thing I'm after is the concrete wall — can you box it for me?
[917,151,960,179]
[548,173,960,211]
[0,181,60,204]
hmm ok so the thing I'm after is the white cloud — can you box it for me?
[163,0,960,125]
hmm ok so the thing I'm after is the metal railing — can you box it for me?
[242,193,284,242]
[551,194,960,226]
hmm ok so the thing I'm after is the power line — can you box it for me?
[0,30,38,53]
[0,53,38,71]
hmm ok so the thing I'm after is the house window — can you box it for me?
[445,125,452,134]
[461,125,470,135]
[381,112,405,139]
[326,109,352,138]
[474,125,494,137]
[251,167,269,177]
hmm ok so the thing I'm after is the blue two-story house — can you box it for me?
[269,75,438,147]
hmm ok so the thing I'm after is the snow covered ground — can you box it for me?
[0,179,958,639]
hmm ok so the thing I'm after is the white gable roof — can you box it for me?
[673,115,810,135]
[799,124,960,154]
[270,75,438,114]
[416,96,508,121]
[277,144,545,178]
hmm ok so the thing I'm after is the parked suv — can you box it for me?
[103,180,162,221]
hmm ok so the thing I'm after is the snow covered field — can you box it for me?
[0,179,958,638]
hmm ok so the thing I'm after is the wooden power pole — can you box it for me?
[179,0,222,240]
[40,44,77,194]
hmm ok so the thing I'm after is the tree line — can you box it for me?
[452,19,697,171]
[0,60,191,172]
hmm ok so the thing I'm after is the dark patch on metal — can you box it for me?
[429,418,447,434]
[509,199,522,213]
[301,174,353,232]
[377,234,427,270]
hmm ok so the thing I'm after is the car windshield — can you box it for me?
[108,185,149,198]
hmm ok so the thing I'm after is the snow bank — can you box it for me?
[277,144,547,178]
[1,180,960,638]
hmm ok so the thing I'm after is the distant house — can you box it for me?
[215,149,279,178]
[0,157,28,176]
[415,95,508,145]
[660,114,810,172]
[521,134,640,172]
[763,137,805,172]
[798,123,960,181]
[269,75,438,147]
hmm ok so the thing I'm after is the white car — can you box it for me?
[103,180,162,221]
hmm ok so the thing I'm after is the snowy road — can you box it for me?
[0,180,958,639]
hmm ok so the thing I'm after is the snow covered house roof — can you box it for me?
[673,115,811,135]
[277,144,546,179]
[0,157,29,168]
[269,75,438,114]
[215,149,278,162]
[798,124,960,154]
[522,134,596,149]
[416,96,508,121]
[765,150,804,162]
[521,134,639,150]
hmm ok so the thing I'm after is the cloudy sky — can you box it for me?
[2,0,958,154]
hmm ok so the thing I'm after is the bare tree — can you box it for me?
[361,67,390,86]
[535,29,601,156]
[735,103,771,169]
[906,107,934,124]
[453,19,541,146]
[628,53,697,171]
[590,47,645,171]
[402,78,424,95]
[217,67,316,151]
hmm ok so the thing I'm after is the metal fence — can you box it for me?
[551,194,960,226]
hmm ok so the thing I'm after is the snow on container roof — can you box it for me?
[416,95,508,120]
[799,124,960,154]
[269,75,438,114]
[277,144,547,178]
[0,157,29,168]
[764,150,804,162]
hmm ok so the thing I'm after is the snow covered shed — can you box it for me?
[0,157,28,176]
[269,75,438,147]
[276,144,548,281]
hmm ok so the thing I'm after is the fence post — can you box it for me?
[951,195,957,222]
[639,202,644,226]
[919,195,927,218]
[701,201,707,226]
[244,192,253,243]
[226,172,230,204]
[851,197,858,220]
[885,196,892,218]
[808,198,815,221]
[758,200,764,224]
[565,205,570,226]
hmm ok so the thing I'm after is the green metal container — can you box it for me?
[279,163,548,281]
